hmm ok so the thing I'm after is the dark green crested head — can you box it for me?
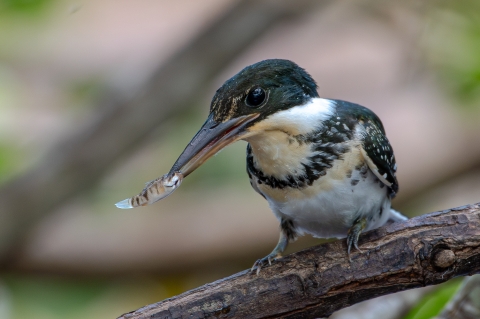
[210,59,319,122]
[167,59,320,177]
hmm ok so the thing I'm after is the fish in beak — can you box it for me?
[115,112,259,209]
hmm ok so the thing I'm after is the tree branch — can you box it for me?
[118,203,480,319]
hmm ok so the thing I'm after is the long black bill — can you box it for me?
[169,113,259,177]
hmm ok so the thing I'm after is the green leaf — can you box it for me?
[403,279,462,319]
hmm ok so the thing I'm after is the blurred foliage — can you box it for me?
[404,279,462,319]
[68,78,107,111]
[0,67,27,185]
[0,143,23,185]
[2,274,169,319]
[6,275,106,318]
[426,1,480,109]
[0,0,53,15]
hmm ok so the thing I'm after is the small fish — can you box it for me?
[115,172,183,209]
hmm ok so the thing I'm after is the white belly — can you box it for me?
[255,164,392,239]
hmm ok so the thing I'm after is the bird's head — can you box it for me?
[170,59,320,176]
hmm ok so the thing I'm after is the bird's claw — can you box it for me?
[347,217,367,262]
[251,254,278,275]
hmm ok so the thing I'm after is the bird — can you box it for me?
[116,59,407,272]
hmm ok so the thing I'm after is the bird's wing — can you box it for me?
[334,99,399,197]
[358,117,399,197]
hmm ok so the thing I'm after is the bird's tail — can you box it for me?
[388,209,408,222]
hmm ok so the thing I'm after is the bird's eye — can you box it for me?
[245,87,267,108]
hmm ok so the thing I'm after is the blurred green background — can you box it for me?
[0,0,479,318]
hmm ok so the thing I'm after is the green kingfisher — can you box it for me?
[116,59,407,272]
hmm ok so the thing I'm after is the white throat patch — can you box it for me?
[247,98,335,136]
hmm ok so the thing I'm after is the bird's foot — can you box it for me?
[251,253,281,275]
[347,217,367,262]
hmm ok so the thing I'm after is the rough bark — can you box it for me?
[0,0,323,264]
[118,203,480,319]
